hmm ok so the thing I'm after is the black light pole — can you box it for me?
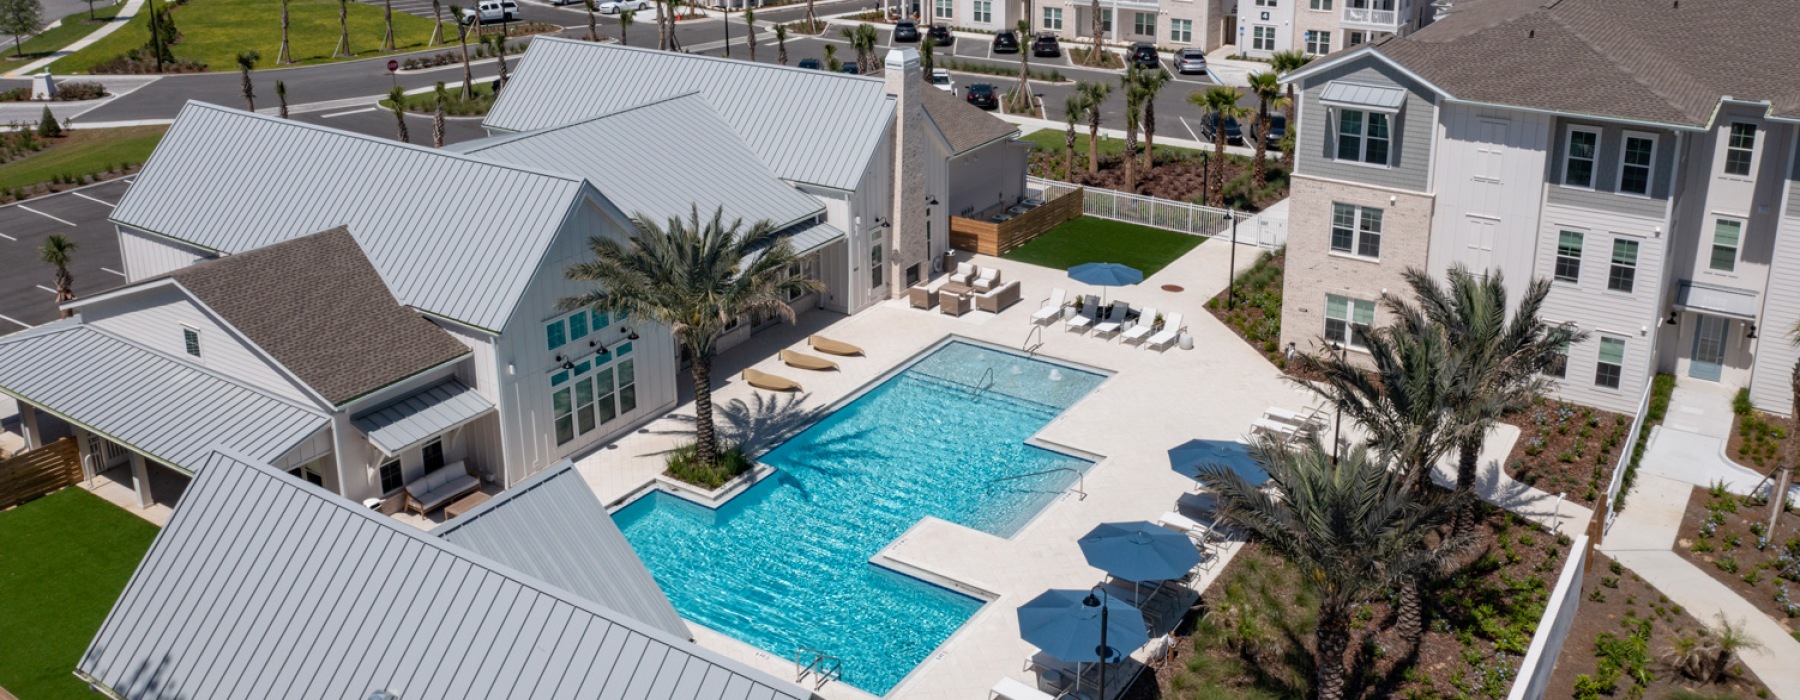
[724,3,732,57]
[1083,587,1113,700]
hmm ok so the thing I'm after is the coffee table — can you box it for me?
[444,490,491,520]
[940,281,972,296]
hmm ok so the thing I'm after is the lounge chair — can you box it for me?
[780,349,838,371]
[1091,301,1130,337]
[743,368,802,392]
[950,261,977,286]
[1159,510,1227,546]
[808,334,863,356]
[1064,295,1100,332]
[976,280,1022,312]
[989,677,1057,700]
[973,267,1001,291]
[907,283,938,309]
[941,290,974,316]
[1146,312,1183,351]
[1120,306,1158,345]
[1031,288,1067,325]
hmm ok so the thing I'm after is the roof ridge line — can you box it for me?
[534,35,886,83]
[458,91,710,153]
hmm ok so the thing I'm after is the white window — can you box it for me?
[550,340,638,446]
[1618,131,1655,195]
[1310,0,1333,8]
[972,0,991,22]
[1724,122,1756,176]
[1324,295,1375,350]
[1042,6,1062,29]
[181,326,201,357]
[1304,30,1330,55]
[1561,126,1600,188]
[1251,25,1276,51]
[935,0,953,19]
[1169,18,1191,42]
[1607,238,1638,293]
[1255,0,1276,5]
[1334,108,1390,165]
[1133,11,1155,36]
[1709,218,1742,272]
[1595,337,1625,389]
[1329,203,1382,258]
[1347,30,1367,46]
[1554,230,1582,283]
[1099,9,1111,31]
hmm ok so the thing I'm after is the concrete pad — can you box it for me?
[1637,425,1769,493]
[1598,473,1690,553]
[1662,381,1736,438]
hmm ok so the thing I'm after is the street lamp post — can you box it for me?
[1082,587,1114,700]
[724,3,731,57]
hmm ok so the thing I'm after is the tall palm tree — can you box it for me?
[743,7,756,61]
[1246,70,1286,187]
[40,234,76,317]
[277,0,293,64]
[1294,321,1465,492]
[430,0,445,46]
[1010,18,1032,113]
[381,0,396,51]
[1062,92,1084,180]
[841,23,876,73]
[774,23,788,64]
[1188,86,1247,207]
[1135,67,1169,172]
[1076,80,1109,173]
[1120,66,1144,191]
[918,34,934,74]
[387,86,410,143]
[583,0,599,41]
[1085,0,1102,65]
[803,0,817,32]
[275,79,289,119]
[1201,437,1459,700]
[333,0,353,58]
[451,5,473,99]
[490,34,509,88]
[655,0,670,49]
[1269,50,1311,166]
[561,207,822,471]
[235,50,258,112]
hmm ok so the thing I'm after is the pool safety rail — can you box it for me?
[988,466,1087,500]
[973,367,996,398]
[1021,325,1044,355]
[795,647,843,690]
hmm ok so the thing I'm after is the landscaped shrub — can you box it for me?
[36,107,60,138]
[664,440,754,489]
[1205,248,1285,367]
[939,58,1066,83]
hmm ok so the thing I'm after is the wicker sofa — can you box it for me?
[975,280,1021,312]
[403,461,481,516]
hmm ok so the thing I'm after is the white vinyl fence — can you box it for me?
[1506,534,1590,700]
[1602,381,1656,533]
[1026,177,1287,249]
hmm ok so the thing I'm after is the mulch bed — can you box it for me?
[1204,248,1287,369]
[1030,150,1290,213]
[1544,550,1774,699]
[1725,409,1794,476]
[1675,485,1800,628]
[1499,399,1633,509]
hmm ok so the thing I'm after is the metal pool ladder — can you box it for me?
[795,648,843,690]
[1022,325,1044,355]
[988,466,1087,500]
[972,367,996,398]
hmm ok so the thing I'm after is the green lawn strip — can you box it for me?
[0,489,159,700]
[51,0,444,74]
[1020,128,1201,161]
[0,126,166,192]
[1001,215,1203,277]
[0,4,128,63]
[380,80,497,116]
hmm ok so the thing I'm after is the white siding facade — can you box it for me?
[117,226,210,281]
[1427,103,1552,305]
[80,284,319,406]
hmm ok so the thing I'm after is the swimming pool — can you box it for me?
[613,339,1107,695]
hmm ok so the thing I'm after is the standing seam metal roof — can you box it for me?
[0,321,327,471]
[79,450,813,700]
[482,38,896,190]
[352,378,495,455]
[110,102,594,332]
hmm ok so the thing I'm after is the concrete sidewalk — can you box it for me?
[1427,423,1594,536]
[1638,382,1786,496]
[5,0,148,77]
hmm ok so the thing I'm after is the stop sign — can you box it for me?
[387,59,400,72]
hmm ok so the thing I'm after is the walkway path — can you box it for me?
[1639,382,1786,496]
[1426,424,1595,536]
[5,0,148,77]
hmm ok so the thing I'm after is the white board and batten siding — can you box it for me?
[1534,201,1666,415]
[117,225,212,281]
[1428,103,1552,303]
[1747,176,1800,416]
[80,284,319,406]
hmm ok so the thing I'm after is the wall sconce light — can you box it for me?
[554,353,568,364]
[925,195,939,205]
[1666,310,1680,326]
[561,361,574,370]
[626,328,641,340]
[1747,323,1758,339]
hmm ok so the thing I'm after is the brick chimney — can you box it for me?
[884,47,929,291]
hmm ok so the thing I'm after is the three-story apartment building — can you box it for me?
[922,0,1236,53]
[1233,0,1433,60]
[1277,0,1799,415]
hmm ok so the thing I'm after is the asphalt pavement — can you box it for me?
[0,179,129,330]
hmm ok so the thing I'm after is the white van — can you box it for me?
[460,0,520,24]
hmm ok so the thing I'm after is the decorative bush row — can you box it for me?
[0,81,110,102]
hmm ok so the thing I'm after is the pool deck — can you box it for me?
[571,238,1317,700]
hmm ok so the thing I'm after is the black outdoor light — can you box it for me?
[1667,310,1680,326]
[1747,323,1758,339]
[925,195,939,206]
[1082,586,1116,700]
[627,328,641,340]
[561,361,575,370]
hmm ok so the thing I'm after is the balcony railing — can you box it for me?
[1341,5,1399,26]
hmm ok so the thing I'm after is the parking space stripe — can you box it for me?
[18,206,75,226]
[0,231,13,241]
[36,285,57,295]
[323,107,378,118]
[0,313,29,329]
[73,191,116,207]
[103,267,126,277]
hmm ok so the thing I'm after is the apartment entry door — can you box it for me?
[1689,314,1727,382]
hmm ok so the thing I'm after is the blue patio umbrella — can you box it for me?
[1067,262,1144,305]
[1017,588,1150,664]
[1168,438,1271,486]
[1079,521,1204,584]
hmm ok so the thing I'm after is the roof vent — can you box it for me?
[1528,29,1535,38]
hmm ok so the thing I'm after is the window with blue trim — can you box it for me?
[568,311,588,340]
[546,319,567,351]
[549,339,642,446]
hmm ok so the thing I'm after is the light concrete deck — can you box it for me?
[571,238,1297,699]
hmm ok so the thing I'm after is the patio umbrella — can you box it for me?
[1017,588,1150,664]
[1066,262,1144,306]
[1168,438,1271,487]
[1079,521,1203,586]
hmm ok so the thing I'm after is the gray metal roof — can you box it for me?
[483,38,896,190]
[352,378,495,455]
[744,219,845,269]
[0,321,327,472]
[1318,81,1409,109]
[79,450,814,700]
[455,93,825,231]
[433,461,690,640]
[111,102,595,332]
[1676,281,1760,320]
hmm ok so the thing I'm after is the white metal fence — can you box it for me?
[1025,176,1287,249]
[1506,534,1590,700]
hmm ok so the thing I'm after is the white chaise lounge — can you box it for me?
[1146,312,1183,350]
[1032,288,1067,325]
[1120,307,1158,344]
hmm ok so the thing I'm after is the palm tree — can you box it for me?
[387,86,410,143]
[823,43,840,72]
[1246,70,1286,187]
[490,34,509,88]
[451,5,473,99]
[277,0,293,64]
[381,0,396,51]
[333,0,353,58]
[432,95,446,147]
[1062,92,1084,180]
[430,0,445,46]
[1120,66,1144,191]
[841,24,876,73]
[774,23,788,64]
[236,50,259,112]
[1135,67,1169,172]
[275,79,289,119]
[561,207,822,472]
[40,234,76,317]
[1293,321,1464,492]
[743,7,756,62]
[1269,50,1312,166]
[1076,80,1109,173]
[655,0,669,49]
[1010,19,1032,113]
[918,34,934,75]
[584,0,600,41]
[803,0,817,32]
[618,8,633,44]
[1200,437,1459,700]
[1085,0,1102,65]
[1188,86,1247,207]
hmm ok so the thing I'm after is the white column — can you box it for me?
[18,403,42,450]
[129,452,152,508]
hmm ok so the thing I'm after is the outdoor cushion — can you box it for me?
[405,461,478,513]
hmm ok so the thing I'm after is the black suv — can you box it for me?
[1128,43,1159,68]
[1197,113,1243,144]
[1031,33,1060,57]
[965,83,999,110]
[927,24,954,45]
[893,19,921,42]
[797,58,823,70]
[992,29,1020,53]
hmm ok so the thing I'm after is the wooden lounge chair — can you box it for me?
[743,368,802,392]
[780,349,838,371]
[808,334,864,356]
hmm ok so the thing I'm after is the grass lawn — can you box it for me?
[380,80,498,116]
[1021,128,1202,161]
[1001,215,1204,277]
[50,0,443,73]
[0,4,127,63]
[0,488,158,700]
[0,126,167,192]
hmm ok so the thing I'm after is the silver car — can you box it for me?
[1174,48,1208,75]
[597,0,651,13]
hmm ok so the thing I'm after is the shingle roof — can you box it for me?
[1370,0,1800,126]
[454,93,825,230]
[112,102,595,332]
[0,321,327,471]
[433,462,691,641]
[483,38,896,189]
[160,227,470,405]
[79,450,813,700]
[918,83,1019,154]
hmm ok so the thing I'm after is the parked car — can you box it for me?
[594,0,647,9]
[1174,48,1207,74]
[840,63,861,74]
[1251,113,1287,149]
[992,30,1020,53]
[1128,42,1159,68]
[929,68,955,93]
[797,58,823,70]
[965,83,998,110]
[460,0,520,23]
[927,25,954,46]
[1031,33,1060,57]
[1197,113,1243,144]
[894,19,922,42]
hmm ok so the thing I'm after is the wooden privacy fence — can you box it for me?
[948,187,1084,256]
[0,437,81,510]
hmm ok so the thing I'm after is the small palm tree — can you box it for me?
[918,34,934,75]
[1075,80,1109,173]
[1120,66,1145,191]
[40,234,77,317]
[1135,67,1169,172]
[387,86,410,143]
[561,207,823,472]
[1201,437,1459,700]
[430,0,445,46]
[774,23,788,64]
[1010,19,1032,112]
[1188,86,1247,207]
[1062,92,1085,180]
[451,5,473,99]
[743,8,756,61]
[432,99,446,147]
[1246,70,1286,187]
[381,0,396,51]
[859,23,879,72]
[1269,50,1312,166]
[1294,320,1465,492]
[236,50,259,112]
[275,79,288,119]
[823,43,840,72]
[333,0,353,58]
[277,0,293,64]
[490,34,509,88]
[586,0,601,41]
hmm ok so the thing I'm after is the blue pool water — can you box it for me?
[614,340,1107,695]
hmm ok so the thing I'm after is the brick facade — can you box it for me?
[1278,174,1436,362]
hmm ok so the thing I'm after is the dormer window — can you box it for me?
[182,326,201,357]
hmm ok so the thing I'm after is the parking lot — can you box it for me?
[0,180,129,330]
